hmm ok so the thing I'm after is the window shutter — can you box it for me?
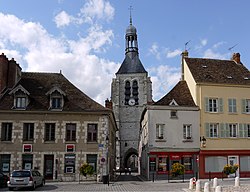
[220,123,225,138]
[156,125,159,139]
[242,99,246,113]
[225,123,230,137]
[239,123,244,138]
[205,97,209,112]
[205,123,210,137]
[219,98,223,113]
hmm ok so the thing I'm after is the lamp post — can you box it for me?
[200,136,206,148]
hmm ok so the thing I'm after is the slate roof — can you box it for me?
[154,80,196,107]
[185,58,250,85]
[116,52,147,74]
[0,72,108,112]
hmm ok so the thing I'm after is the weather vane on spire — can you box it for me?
[129,6,133,25]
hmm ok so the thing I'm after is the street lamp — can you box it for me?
[200,136,206,148]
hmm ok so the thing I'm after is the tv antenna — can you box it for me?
[228,44,238,52]
[185,40,191,50]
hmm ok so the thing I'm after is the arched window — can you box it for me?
[132,80,139,105]
[124,81,131,105]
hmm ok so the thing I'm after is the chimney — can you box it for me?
[181,50,189,80]
[231,53,241,64]
[105,98,113,109]
[0,54,22,94]
[8,58,22,88]
[0,53,9,93]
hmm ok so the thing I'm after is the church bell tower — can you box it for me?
[111,13,152,170]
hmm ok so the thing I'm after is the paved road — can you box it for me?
[1,175,250,191]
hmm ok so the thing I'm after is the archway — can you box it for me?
[123,148,138,172]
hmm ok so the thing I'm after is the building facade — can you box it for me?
[0,53,117,181]
[183,52,250,178]
[111,17,153,170]
[139,81,200,180]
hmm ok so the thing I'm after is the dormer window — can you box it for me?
[16,96,27,109]
[51,92,63,109]
[46,87,66,110]
[9,85,30,110]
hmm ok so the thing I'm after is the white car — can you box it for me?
[8,170,45,191]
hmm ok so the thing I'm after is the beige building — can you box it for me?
[0,53,117,181]
[183,51,250,178]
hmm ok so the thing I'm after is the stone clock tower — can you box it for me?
[111,16,152,170]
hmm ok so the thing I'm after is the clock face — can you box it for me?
[128,98,135,106]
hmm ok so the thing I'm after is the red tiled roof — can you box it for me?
[185,58,250,85]
[154,80,196,107]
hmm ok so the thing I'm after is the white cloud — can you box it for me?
[149,65,181,101]
[201,39,207,46]
[54,11,71,27]
[165,49,182,58]
[148,42,161,60]
[203,49,228,60]
[80,0,114,23]
[0,3,118,105]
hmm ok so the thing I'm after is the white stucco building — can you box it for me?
[139,80,200,180]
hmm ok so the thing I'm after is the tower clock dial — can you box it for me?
[128,98,135,106]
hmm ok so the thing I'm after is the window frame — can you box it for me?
[183,124,192,139]
[229,123,238,138]
[23,123,34,141]
[87,124,98,142]
[156,124,164,140]
[1,122,12,141]
[209,123,219,138]
[45,123,56,141]
[66,123,76,142]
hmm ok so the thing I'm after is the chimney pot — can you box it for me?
[232,52,241,64]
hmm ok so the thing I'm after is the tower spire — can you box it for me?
[125,6,138,54]
[129,6,133,25]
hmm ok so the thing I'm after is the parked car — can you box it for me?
[7,170,45,190]
[0,172,8,187]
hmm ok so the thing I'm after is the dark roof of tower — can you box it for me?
[185,57,250,85]
[154,80,196,107]
[0,72,109,112]
[116,52,147,74]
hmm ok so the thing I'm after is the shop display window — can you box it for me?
[157,156,169,172]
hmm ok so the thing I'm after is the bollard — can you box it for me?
[204,182,210,192]
[189,178,194,190]
[213,177,218,188]
[235,176,240,187]
[215,185,222,192]
[195,180,201,192]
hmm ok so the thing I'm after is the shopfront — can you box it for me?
[148,151,199,180]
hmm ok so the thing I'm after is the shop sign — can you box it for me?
[23,144,32,152]
[170,155,180,160]
[66,144,75,152]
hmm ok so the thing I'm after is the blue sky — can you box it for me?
[1,0,250,105]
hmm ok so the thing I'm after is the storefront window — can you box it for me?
[22,154,33,170]
[182,156,192,171]
[149,157,156,171]
[0,154,11,173]
[240,156,250,171]
[64,154,75,173]
[205,156,226,172]
[158,156,168,172]
[87,154,97,172]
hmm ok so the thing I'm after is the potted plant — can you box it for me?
[170,162,185,177]
[79,163,94,178]
[223,164,239,175]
